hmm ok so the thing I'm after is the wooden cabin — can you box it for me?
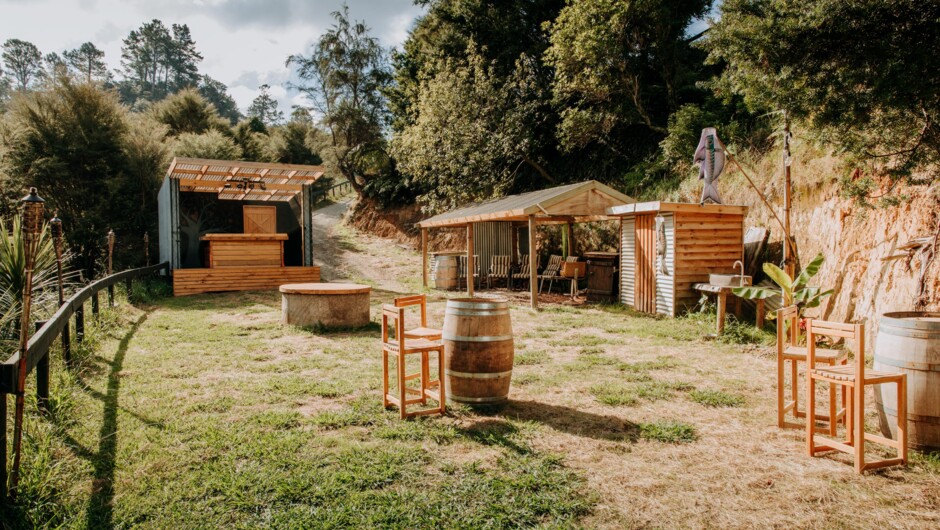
[607,202,746,316]
[158,158,326,296]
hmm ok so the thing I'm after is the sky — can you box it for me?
[0,0,426,114]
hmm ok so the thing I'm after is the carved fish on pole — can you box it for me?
[693,127,725,205]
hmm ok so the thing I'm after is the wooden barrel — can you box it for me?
[874,312,940,451]
[434,255,458,291]
[442,298,514,405]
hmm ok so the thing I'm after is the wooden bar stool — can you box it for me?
[777,305,848,431]
[394,294,441,340]
[382,305,445,419]
[806,319,907,473]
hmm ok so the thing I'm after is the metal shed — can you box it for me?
[607,202,747,316]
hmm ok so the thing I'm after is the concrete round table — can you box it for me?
[279,283,371,328]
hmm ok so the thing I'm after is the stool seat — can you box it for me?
[405,326,442,340]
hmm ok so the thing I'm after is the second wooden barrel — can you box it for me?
[442,297,514,404]
[434,255,458,291]
[874,311,940,451]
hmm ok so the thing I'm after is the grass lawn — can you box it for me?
[4,220,939,529]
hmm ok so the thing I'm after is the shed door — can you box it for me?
[244,206,277,233]
[634,214,657,313]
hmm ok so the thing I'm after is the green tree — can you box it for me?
[198,74,242,124]
[287,5,391,198]
[545,0,713,152]
[63,42,110,83]
[2,39,44,91]
[263,107,323,165]
[1,80,129,275]
[120,19,203,103]
[707,0,940,199]
[40,52,68,87]
[172,130,242,160]
[149,87,230,136]
[246,84,284,126]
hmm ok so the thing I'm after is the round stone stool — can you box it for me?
[279,283,371,328]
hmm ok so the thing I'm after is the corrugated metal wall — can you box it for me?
[655,213,675,316]
[473,222,513,275]
[620,217,635,306]
[157,177,180,270]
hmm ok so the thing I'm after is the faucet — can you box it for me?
[733,260,745,286]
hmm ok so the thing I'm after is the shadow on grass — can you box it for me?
[501,400,640,442]
[82,312,148,529]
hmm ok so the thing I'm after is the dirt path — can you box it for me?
[311,198,423,294]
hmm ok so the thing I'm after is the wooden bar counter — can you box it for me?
[200,233,288,268]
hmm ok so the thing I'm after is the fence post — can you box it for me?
[75,301,84,344]
[92,292,99,319]
[62,319,71,368]
[35,321,48,411]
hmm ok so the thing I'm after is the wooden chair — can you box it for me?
[487,255,511,289]
[394,294,441,341]
[382,305,446,419]
[458,255,480,290]
[806,319,907,473]
[510,254,531,290]
[538,255,564,293]
[776,305,848,430]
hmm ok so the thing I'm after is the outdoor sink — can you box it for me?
[709,274,752,287]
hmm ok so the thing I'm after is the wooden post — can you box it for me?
[421,228,428,289]
[35,321,48,411]
[62,320,71,368]
[92,292,99,319]
[783,115,795,278]
[716,291,727,334]
[75,302,84,344]
[566,222,575,258]
[108,284,115,307]
[466,223,475,296]
[756,299,766,329]
[528,215,538,310]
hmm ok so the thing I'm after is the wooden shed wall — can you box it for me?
[673,211,745,312]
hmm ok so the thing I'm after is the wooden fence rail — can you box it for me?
[1,261,169,499]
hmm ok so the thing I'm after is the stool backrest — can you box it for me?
[382,304,407,348]
[516,255,530,274]
[806,319,864,378]
[777,305,800,357]
[394,294,427,327]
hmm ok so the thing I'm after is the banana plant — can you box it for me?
[732,253,833,317]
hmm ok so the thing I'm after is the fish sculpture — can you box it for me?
[693,127,725,205]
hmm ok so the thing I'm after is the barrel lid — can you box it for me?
[881,312,940,330]
[279,282,371,295]
[446,297,509,309]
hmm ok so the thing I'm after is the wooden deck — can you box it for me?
[172,266,321,296]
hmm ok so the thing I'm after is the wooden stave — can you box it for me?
[873,312,940,451]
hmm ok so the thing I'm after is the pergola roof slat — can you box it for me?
[167,157,327,202]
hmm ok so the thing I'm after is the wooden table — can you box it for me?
[279,282,371,328]
[200,233,288,268]
[694,283,765,334]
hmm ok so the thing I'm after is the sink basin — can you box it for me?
[709,274,752,287]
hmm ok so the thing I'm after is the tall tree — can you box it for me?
[64,42,109,83]
[2,39,44,91]
[707,0,940,199]
[168,24,202,91]
[198,75,242,124]
[246,84,284,126]
[120,20,202,103]
[287,6,391,197]
[41,52,68,86]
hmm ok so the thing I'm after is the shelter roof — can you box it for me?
[165,157,327,202]
[417,180,634,228]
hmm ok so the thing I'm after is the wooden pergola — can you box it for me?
[165,157,327,202]
[416,180,634,309]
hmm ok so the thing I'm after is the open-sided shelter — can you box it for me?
[416,181,635,309]
[158,157,327,296]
